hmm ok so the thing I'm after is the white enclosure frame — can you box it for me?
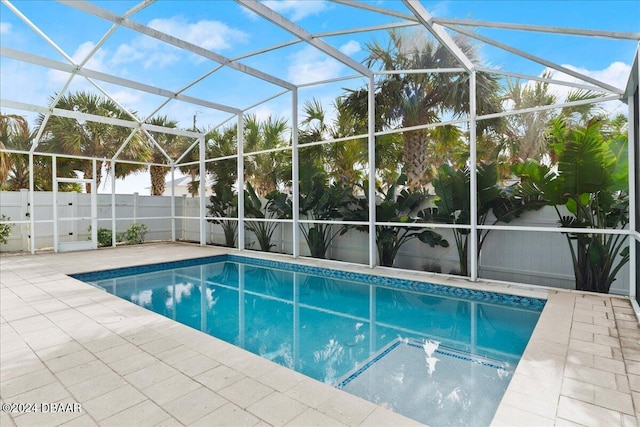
[0,0,638,298]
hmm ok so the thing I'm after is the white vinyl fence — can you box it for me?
[0,191,630,295]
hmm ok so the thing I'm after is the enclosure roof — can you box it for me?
[1,0,639,144]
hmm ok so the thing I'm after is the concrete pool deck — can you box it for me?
[1,242,638,426]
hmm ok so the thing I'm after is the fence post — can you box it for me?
[19,189,29,251]
[71,191,79,241]
[133,192,138,225]
[182,194,187,241]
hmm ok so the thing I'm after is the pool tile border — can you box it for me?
[72,253,546,311]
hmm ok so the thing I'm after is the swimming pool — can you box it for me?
[73,255,544,426]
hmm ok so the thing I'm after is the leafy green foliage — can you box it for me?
[269,171,355,259]
[207,182,238,247]
[423,163,521,276]
[0,215,13,245]
[96,227,112,247]
[512,118,629,293]
[244,183,281,252]
[342,176,448,267]
[123,224,148,245]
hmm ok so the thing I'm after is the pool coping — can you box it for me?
[1,242,639,426]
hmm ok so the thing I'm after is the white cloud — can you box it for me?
[111,38,180,69]
[287,46,343,85]
[550,62,630,93]
[263,0,329,21]
[109,90,142,110]
[72,41,108,71]
[148,16,248,51]
[339,40,361,56]
[47,41,108,87]
[111,16,248,69]
[545,61,632,115]
[239,5,260,21]
[0,22,11,35]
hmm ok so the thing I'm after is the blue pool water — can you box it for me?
[74,255,544,426]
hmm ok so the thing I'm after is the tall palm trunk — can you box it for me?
[0,141,9,183]
[150,165,166,195]
[403,125,429,190]
[82,161,101,193]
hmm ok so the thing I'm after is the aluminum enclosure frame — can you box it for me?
[0,0,638,297]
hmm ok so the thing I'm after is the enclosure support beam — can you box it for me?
[451,25,623,95]
[403,0,475,73]
[91,159,98,248]
[237,114,245,251]
[368,75,376,268]
[171,165,176,243]
[59,0,295,91]
[111,160,117,247]
[292,89,300,258]
[629,92,637,299]
[237,0,372,78]
[469,71,478,281]
[199,136,206,246]
[2,46,240,116]
[28,151,35,254]
[52,156,58,253]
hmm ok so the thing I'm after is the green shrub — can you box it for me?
[0,215,14,245]
[88,226,114,247]
[97,228,113,247]
[123,224,148,245]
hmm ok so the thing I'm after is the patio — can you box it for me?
[1,243,639,426]
[1,1,639,425]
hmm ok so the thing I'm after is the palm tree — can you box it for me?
[502,74,603,164]
[299,98,369,185]
[0,114,27,185]
[206,124,238,188]
[38,92,148,192]
[0,140,9,184]
[0,114,76,191]
[146,116,181,196]
[343,29,503,189]
[243,114,291,196]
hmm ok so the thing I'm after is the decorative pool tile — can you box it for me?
[72,254,546,311]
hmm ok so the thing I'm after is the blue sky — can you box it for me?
[1,0,638,193]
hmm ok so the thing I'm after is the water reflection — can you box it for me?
[95,261,542,427]
[98,261,540,383]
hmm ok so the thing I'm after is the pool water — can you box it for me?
[75,256,544,426]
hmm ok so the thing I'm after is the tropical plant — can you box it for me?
[512,118,629,293]
[423,163,526,276]
[342,29,503,189]
[206,125,238,187]
[244,182,282,252]
[0,114,29,189]
[343,177,448,267]
[550,118,628,293]
[502,74,603,164]
[244,114,291,196]
[268,171,354,259]
[38,92,149,192]
[207,181,238,247]
[0,114,79,191]
[0,140,9,184]
[205,124,239,246]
